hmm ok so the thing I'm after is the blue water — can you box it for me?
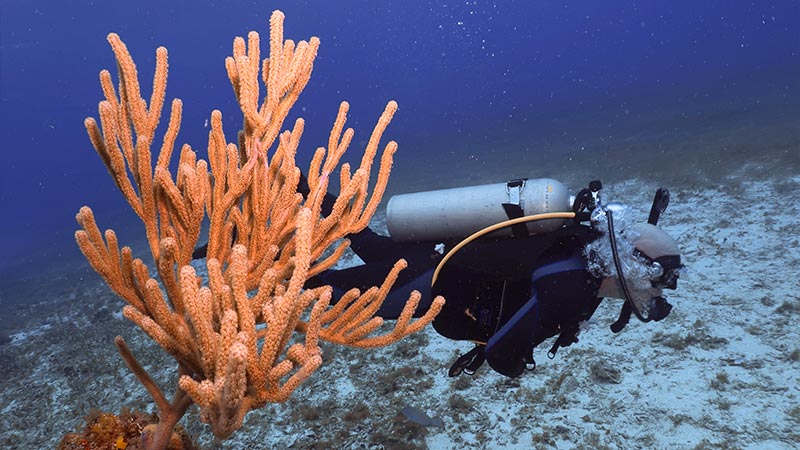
[1,0,798,301]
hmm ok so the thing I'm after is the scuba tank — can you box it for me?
[386,178,572,242]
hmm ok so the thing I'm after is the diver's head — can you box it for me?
[594,221,683,321]
[578,182,682,322]
[630,223,682,290]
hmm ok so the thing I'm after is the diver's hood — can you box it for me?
[631,223,679,259]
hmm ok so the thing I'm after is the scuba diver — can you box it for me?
[195,177,684,379]
[300,176,684,378]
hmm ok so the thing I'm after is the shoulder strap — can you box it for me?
[502,178,530,239]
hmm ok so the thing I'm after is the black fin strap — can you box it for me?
[547,328,580,359]
[524,349,537,372]
[449,345,486,377]
[548,340,559,359]
[610,302,633,333]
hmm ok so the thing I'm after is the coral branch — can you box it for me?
[74,9,442,450]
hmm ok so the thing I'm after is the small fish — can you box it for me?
[400,406,445,428]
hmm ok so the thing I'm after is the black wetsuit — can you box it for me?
[312,221,606,378]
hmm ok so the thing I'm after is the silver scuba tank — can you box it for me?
[386,178,572,242]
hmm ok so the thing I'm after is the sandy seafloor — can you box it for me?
[1,114,799,450]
